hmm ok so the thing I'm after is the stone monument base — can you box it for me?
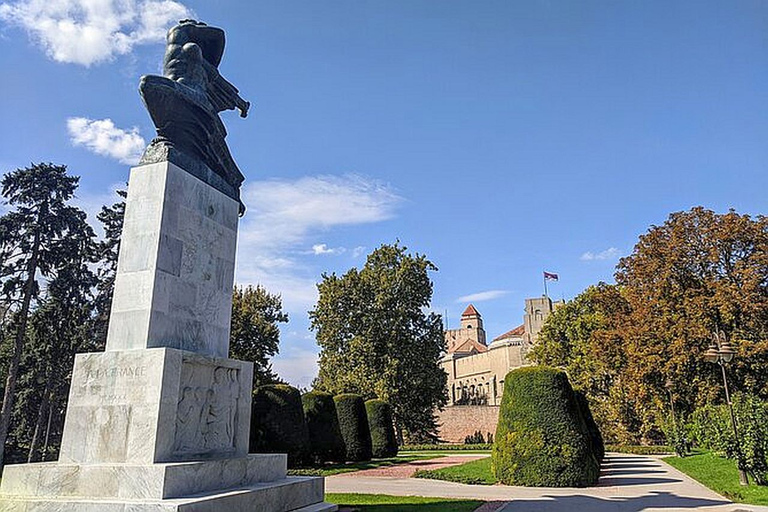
[0,454,336,511]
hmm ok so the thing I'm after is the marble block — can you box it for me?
[0,475,337,512]
[0,454,286,500]
[106,161,239,358]
[58,348,252,464]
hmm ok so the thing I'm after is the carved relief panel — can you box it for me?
[173,360,241,456]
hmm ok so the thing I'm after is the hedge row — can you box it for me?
[250,386,398,467]
[366,399,398,458]
[492,366,602,487]
[249,385,310,467]
[302,391,346,464]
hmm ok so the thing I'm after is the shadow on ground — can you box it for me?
[500,491,729,511]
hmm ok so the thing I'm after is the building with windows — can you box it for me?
[436,296,563,441]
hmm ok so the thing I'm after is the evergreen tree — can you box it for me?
[92,190,126,349]
[310,242,447,442]
[0,163,92,471]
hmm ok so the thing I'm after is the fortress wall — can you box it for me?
[436,405,500,443]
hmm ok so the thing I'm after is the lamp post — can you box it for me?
[704,330,749,486]
[665,378,676,428]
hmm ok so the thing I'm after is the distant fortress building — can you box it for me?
[437,296,563,441]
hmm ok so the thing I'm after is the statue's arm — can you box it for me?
[202,59,250,118]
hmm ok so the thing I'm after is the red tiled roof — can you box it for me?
[451,338,489,354]
[461,304,480,317]
[492,324,525,342]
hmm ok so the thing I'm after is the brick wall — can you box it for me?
[436,405,500,443]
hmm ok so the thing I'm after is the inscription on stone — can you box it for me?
[173,362,241,455]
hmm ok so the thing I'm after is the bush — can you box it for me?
[575,390,605,462]
[302,391,346,464]
[492,366,600,487]
[464,431,485,444]
[334,394,373,461]
[365,399,399,458]
[250,384,310,467]
[690,394,768,485]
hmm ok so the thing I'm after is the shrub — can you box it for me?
[690,394,768,485]
[365,399,399,458]
[492,366,600,487]
[302,391,346,464]
[250,384,310,467]
[464,430,486,444]
[575,390,605,462]
[334,394,373,461]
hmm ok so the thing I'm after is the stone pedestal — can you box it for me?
[0,162,336,512]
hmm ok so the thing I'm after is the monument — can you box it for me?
[0,20,336,512]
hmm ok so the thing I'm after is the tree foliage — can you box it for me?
[310,242,447,441]
[0,163,96,469]
[230,284,288,387]
[91,189,126,349]
[532,207,768,444]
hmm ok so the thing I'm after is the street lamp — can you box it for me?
[704,329,749,486]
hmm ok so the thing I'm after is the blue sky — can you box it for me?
[1,1,766,386]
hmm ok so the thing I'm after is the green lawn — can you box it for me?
[288,454,443,477]
[325,493,484,512]
[413,456,496,485]
[665,451,768,506]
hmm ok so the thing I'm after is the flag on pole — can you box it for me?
[543,271,559,281]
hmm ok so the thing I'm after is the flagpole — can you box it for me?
[543,271,548,298]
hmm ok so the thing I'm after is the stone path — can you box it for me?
[326,452,768,511]
[343,454,487,478]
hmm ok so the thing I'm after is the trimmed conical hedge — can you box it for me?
[334,393,373,462]
[250,384,310,467]
[302,391,346,464]
[492,366,600,487]
[575,390,605,462]
[365,399,398,458]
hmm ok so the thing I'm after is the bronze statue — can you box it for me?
[139,20,249,210]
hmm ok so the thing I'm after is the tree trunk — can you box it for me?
[27,375,52,463]
[42,402,53,462]
[0,213,42,473]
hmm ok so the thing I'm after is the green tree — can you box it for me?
[0,163,93,470]
[533,207,768,444]
[230,285,288,387]
[92,189,126,349]
[310,242,447,442]
[19,228,98,462]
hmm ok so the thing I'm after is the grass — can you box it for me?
[413,456,496,485]
[325,493,484,512]
[665,450,768,506]
[288,454,443,477]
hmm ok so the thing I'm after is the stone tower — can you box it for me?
[445,304,487,353]
[523,296,562,344]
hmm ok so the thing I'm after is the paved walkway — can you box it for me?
[326,452,768,511]
[344,454,487,478]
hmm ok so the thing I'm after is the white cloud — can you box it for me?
[67,117,145,165]
[271,346,319,389]
[311,243,345,255]
[455,290,510,303]
[580,247,621,261]
[236,174,402,311]
[352,246,366,258]
[0,0,191,66]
